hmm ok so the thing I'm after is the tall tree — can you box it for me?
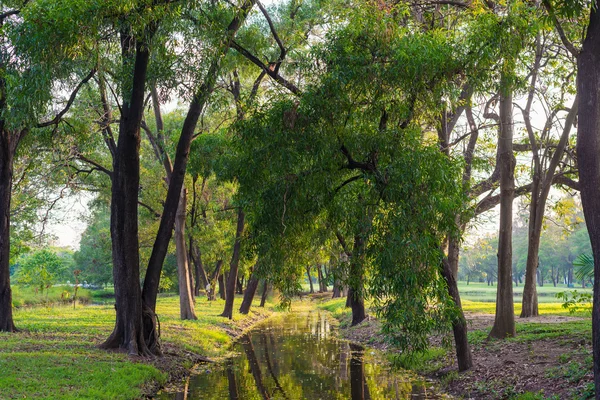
[574,0,600,393]
[489,73,516,339]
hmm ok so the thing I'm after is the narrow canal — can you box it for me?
[159,312,444,399]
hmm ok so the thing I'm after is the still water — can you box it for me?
[159,312,444,399]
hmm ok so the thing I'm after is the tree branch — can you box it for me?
[37,69,97,128]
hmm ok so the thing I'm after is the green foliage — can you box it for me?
[73,206,113,287]
[556,290,592,315]
[13,249,68,294]
[573,253,594,282]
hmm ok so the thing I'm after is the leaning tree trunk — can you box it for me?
[576,5,600,396]
[141,0,257,316]
[489,75,516,339]
[0,130,18,332]
[221,209,245,319]
[175,187,196,320]
[239,272,260,314]
[101,31,155,356]
[441,255,473,371]
[259,280,268,307]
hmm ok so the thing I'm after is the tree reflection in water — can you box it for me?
[159,312,441,399]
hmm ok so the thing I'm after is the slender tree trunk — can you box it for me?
[236,277,244,294]
[441,255,473,371]
[0,130,18,332]
[101,31,154,356]
[522,97,578,317]
[221,209,245,319]
[175,187,196,320]
[317,266,324,293]
[189,238,208,296]
[239,273,260,314]
[576,5,600,395]
[259,280,268,307]
[141,0,257,316]
[306,266,314,293]
[489,76,516,339]
[219,273,226,300]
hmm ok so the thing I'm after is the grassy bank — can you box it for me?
[317,295,593,399]
[0,295,276,399]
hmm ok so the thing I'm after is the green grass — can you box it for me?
[458,281,592,303]
[12,285,93,308]
[0,295,276,399]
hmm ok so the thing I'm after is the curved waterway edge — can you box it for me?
[157,311,450,399]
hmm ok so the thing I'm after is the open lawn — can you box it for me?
[0,295,276,400]
[457,281,593,303]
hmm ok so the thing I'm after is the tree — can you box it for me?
[573,0,600,393]
[73,205,113,287]
[14,249,66,299]
[0,1,95,332]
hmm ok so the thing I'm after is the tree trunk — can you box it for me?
[189,238,208,296]
[0,130,18,332]
[442,255,473,371]
[101,31,154,356]
[236,277,244,294]
[259,280,268,307]
[221,209,245,319]
[576,6,600,395]
[141,0,257,315]
[218,273,226,300]
[239,273,260,314]
[349,233,367,326]
[306,266,314,293]
[489,76,516,339]
[332,278,342,298]
[175,187,196,320]
[521,97,578,317]
[317,266,324,293]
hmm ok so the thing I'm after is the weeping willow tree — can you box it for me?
[230,2,471,360]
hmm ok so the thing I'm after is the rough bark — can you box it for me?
[0,130,18,332]
[175,187,196,320]
[576,4,600,396]
[489,76,516,339]
[101,30,154,356]
[239,272,260,314]
[221,209,245,319]
[441,256,473,371]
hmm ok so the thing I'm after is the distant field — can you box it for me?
[457,281,593,303]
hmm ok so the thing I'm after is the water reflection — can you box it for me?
[159,312,441,399]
